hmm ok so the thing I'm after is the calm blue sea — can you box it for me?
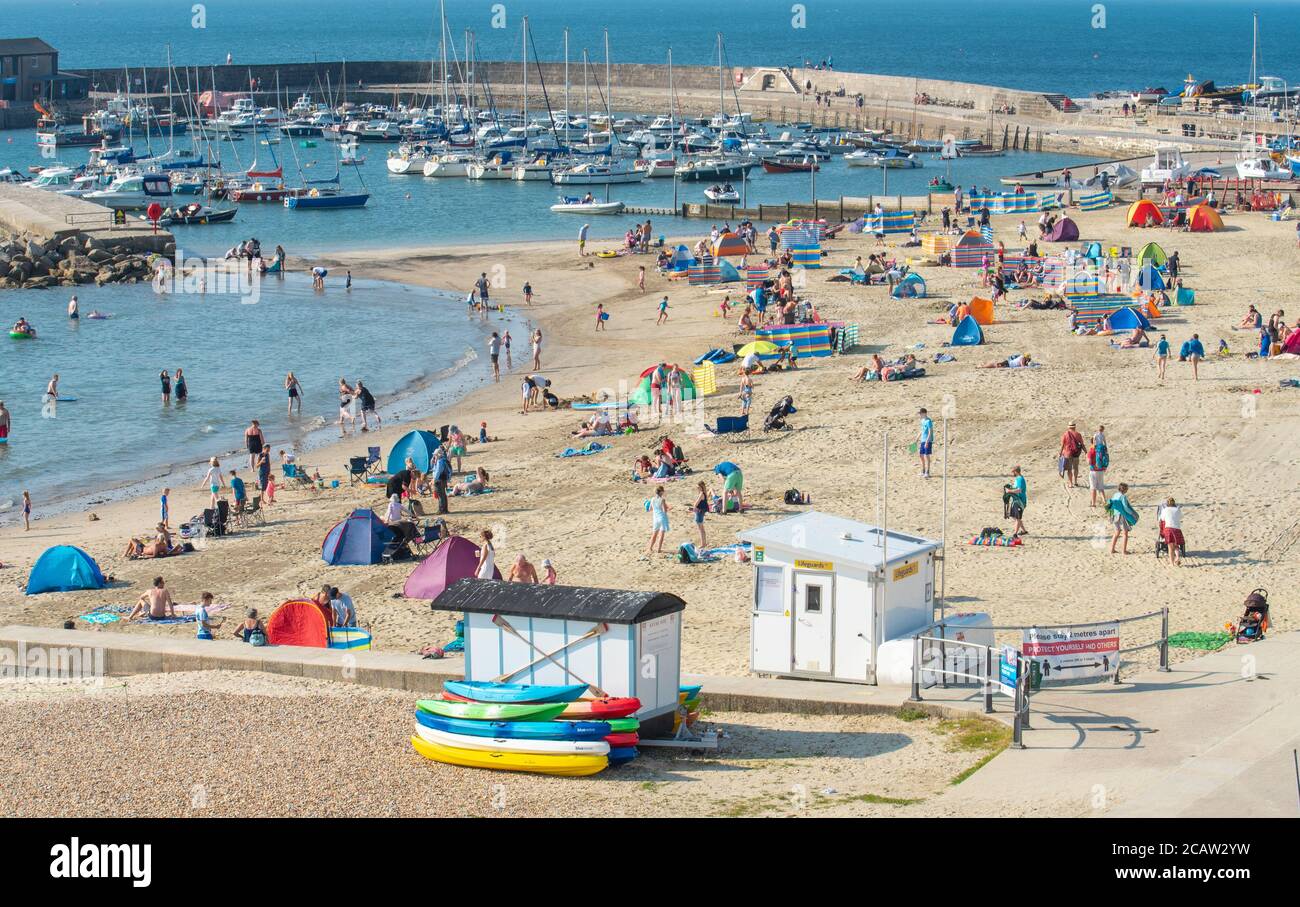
[0,275,510,519]
[8,0,1300,95]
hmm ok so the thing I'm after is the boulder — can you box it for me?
[25,239,46,259]
[86,248,111,264]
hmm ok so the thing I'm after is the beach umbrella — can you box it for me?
[737,341,780,358]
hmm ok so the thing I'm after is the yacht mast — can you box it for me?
[522,16,529,142]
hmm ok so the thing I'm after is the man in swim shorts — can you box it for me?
[714,461,744,511]
[917,408,933,478]
[488,331,501,381]
[1059,421,1084,487]
[127,576,176,621]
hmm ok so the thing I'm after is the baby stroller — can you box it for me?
[1154,504,1185,560]
[1230,589,1269,644]
[763,396,796,432]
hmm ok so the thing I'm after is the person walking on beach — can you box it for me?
[739,370,753,417]
[531,329,542,370]
[1108,482,1137,555]
[1181,333,1205,380]
[203,457,225,509]
[160,369,171,404]
[355,380,380,431]
[1155,334,1170,382]
[917,408,934,478]
[244,419,266,470]
[645,486,670,556]
[1059,421,1084,487]
[475,272,491,310]
[1158,497,1185,566]
[637,265,646,293]
[488,331,502,381]
[1087,435,1109,507]
[767,226,779,256]
[285,371,303,415]
[475,529,496,578]
[160,487,170,529]
[578,223,590,256]
[337,378,357,436]
[595,303,607,331]
[21,490,31,531]
[656,295,670,325]
[502,330,512,368]
[523,281,533,305]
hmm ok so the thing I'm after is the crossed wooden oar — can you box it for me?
[491,613,611,698]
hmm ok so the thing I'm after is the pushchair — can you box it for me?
[1230,588,1269,644]
[763,396,796,432]
[1154,504,1185,560]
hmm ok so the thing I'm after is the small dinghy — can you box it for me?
[704,183,740,202]
[550,196,625,214]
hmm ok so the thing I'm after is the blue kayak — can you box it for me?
[444,680,588,704]
[608,746,639,765]
[416,709,611,741]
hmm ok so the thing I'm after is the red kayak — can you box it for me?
[559,697,641,719]
[604,732,639,748]
[437,691,474,703]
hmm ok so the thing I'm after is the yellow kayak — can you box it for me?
[410,735,608,776]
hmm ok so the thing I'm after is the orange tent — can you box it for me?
[1187,203,1224,232]
[713,231,749,258]
[968,296,995,325]
[1126,199,1164,227]
[266,599,330,648]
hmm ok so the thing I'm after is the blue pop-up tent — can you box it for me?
[386,429,442,474]
[950,314,984,346]
[891,273,927,298]
[1137,263,1166,292]
[1107,306,1152,331]
[26,545,106,595]
[321,509,395,565]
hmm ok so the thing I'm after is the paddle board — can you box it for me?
[43,396,76,403]
[411,735,608,776]
[415,699,569,722]
[416,709,611,741]
[559,697,641,719]
[443,679,587,704]
[417,725,610,756]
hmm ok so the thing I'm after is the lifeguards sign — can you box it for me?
[1022,623,1120,682]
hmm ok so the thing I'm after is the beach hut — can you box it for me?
[25,545,106,595]
[967,296,995,325]
[1044,216,1080,242]
[739,511,941,684]
[1106,306,1152,331]
[403,536,500,600]
[890,273,927,298]
[386,429,442,474]
[950,314,984,346]
[266,598,331,648]
[628,364,698,405]
[321,509,395,566]
[1136,241,1168,267]
[1188,203,1224,232]
[952,230,994,268]
[713,231,748,259]
[431,578,686,733]
[1127,199,1164,227]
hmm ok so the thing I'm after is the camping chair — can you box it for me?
[408,519,447,559]
[243,495,267,526]
[202,502,229,538]
[346,456,370,485]
[364,446,382,475]
[282,463,318,492]
[707,415,750,435]
[228,498,249,530]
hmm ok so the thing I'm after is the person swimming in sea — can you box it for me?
[67,296,79,320]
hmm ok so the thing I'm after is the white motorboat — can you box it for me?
[29,167,83,193]
[551,159,646,185]
[1000,172,1060,188]
[422,153,473,177]
[83,172,173,210]
[635,157,677,178]
[845,149,877,167]
[704,183,740,202]
[1236,155,1292,180]
[854,148,922,169]
[1140,145,1192,186]
[550,196,625,214]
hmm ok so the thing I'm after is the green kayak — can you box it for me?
[604,717,641,732]
[416,699,569,722]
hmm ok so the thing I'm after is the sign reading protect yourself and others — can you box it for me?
[1022,623,1121,682]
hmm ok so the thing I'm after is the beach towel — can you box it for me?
[1106,494,1139,527]
[79,612,122,624]
[557,442,609,458]
[1167,631,1231,650]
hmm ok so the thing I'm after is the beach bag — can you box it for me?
[1095,444,1110,470]
[784,488,805,505]
[677,543,698,564]
[248,629,267,647]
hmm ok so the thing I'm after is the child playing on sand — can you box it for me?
[478,421,490,444]
[656,295,670,325]
[523,281,533,305]
[645,486,670,556]
[596,303,607,331]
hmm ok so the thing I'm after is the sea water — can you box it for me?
[0,274,513,520]
[12,0,1300,95]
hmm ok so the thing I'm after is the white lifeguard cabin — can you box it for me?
[738,511,942,684]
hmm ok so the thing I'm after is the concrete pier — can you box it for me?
[0,182,172,254]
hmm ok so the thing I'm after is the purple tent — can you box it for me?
[403,535,501,600]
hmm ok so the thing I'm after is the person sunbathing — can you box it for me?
[572,411,612,438]
[852,353,886,381]
[978,353,1033,368]
[1118,327,1149,348]
[451,466,490,496]
[127,576,175,621]
[1235,305,1263,330]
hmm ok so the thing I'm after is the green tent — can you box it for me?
[1136,241,1167,267]
[628,365,698,406]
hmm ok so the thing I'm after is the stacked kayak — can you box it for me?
[674,684,704,734]
[411,681,638,776]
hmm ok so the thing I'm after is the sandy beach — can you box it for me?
[3,204,1298,676]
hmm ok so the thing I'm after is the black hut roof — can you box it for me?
[431,579,685,625]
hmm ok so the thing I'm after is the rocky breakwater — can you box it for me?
[0,233,174,290]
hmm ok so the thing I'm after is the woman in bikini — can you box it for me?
[285,371,303,415]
